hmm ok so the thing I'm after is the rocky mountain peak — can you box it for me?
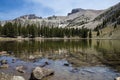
[15,14,42,20]
[68,8,85,15]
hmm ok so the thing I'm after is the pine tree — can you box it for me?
[97,30,100,36]
[114,24,117,29]
[2,22,16,37]
[81,28,88,38]
[89,30,92,38]
[21,27,28,37]
[18,23,22,36]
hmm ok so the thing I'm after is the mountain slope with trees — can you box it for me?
[0,22,90,38]
[93,2,120,39]
[0,2,120,39]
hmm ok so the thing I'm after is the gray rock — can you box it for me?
[12,58,16,63]
[70,68,79,73]
[29,55,35,60]
[0,60,7,65]
[0,64,9,68]
[12,76,25,80]
[16,66,25,73]
[0,59,9,68]
[0,73,13,80]
[63,63,69,66]
[40,61,50,67]
[30,67,54,80]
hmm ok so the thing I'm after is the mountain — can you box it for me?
[94,2,120,27]
[14,14,42,20]
[0,14,67,27]
[66,8,103,27]
[0,2,120,30]
[65,2,120,39]
[0,8,104,28]
[93,2,120,39]
[68,2,120,31]
[0,2,120,39]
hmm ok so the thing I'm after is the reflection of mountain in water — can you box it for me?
[0,40,120,71]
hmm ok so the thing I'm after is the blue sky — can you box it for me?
[0,0,119,20]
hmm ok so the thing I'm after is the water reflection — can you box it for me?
[0,39,120,71]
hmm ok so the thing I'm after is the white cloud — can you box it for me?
[26,0,120,16]
[26,0,83,16]
[0,0,119,20]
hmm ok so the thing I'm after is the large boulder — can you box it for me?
[30,67,54,80]
[12,76,25,80]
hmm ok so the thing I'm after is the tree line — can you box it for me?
[0,22,92,38]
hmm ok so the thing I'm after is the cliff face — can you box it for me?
[68,8,85,15]
[67,9,103,27]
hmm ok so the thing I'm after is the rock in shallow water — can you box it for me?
[12,76,25,80]
[70,68,79,73]
[0,64,9,68]
[29,55,35,60]
[63,63,69,66]
[12,58,16,63]
[16,66,25,73]
[30,67,54,80]
[0,60,7,65]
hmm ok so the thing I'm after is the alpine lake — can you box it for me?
[0,39,120,80]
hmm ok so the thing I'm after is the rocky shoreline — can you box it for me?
[0,51,120,80]
[0,55,55,80]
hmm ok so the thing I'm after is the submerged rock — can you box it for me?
[63,63,69,66]
[0,59,9,69]
[16,66,25,73]
[0,64,9,68]
[12,76,25,80]
[40,61,50,67]
[30,67,54,80]
[45,61,49,65]
[70,68,79,73]
[0,60,7,65]
[12,58,16,63]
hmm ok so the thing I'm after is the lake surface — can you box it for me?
[0,39,120,80]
